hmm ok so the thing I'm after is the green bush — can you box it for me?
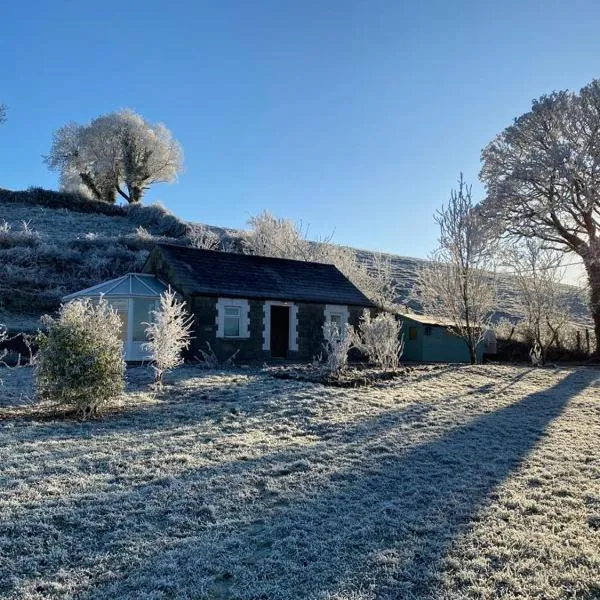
[35,298,125,417]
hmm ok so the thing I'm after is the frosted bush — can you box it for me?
[358,310,404,370]
[127,202,188,237]
[187,224,221,250]
[35,298,125,417]
[143,289,193,387]
[0,220,41,248]
[134,226,153,240]
[321,322,357,376]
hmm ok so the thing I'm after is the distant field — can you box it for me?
[1,364,599,599]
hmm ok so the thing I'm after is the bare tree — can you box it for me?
[502,239,568,364]
[243,211,398,309]
[45,109,183,204]
[417,174,496,363]
[480,79,600,355]
[0,104,6,124]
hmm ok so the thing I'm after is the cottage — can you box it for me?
[399,313,486,363]
[142,243,376,361]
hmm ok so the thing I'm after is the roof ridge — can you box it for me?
[155,242,343,269]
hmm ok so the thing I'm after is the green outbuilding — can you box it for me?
[399,313,487,363]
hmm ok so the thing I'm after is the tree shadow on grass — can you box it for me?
[3,369,596,599]
[73,369,597,599]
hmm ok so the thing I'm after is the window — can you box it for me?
[329,312,344,335]
[424,326,432,336]
[409,326,418,341]
[216,298,250,339]
[108,299,129,343]
[133,299,157,342]
[224,306,241,337]
[324,305,349,336]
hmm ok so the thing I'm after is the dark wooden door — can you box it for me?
[270,305,290,358]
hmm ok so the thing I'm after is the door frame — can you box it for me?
[262,301,298,353]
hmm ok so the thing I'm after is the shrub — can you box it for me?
[321,322,357,376]
[35,298,125,417]
[358,310,404,370]
[143,289,193,387]
[0,220,41,249]
[186,224,221,250]
[127,202,189,238]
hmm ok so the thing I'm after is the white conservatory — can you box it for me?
[63,273,169,362]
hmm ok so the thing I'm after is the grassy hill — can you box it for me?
[0,187,591,333]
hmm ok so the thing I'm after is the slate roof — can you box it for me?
[146,244,376,307]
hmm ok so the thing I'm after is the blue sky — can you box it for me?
[2,0,600,259]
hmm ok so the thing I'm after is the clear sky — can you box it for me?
[2,0,600,260]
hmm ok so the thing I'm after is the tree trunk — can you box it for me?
[128,185,143,203]
[466,332,477,364]
[584,262,600,356]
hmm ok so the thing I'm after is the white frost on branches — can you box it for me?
[480,79,600,355]
[34,298,126,417]
[244,211,398,309]
[417,174,496,364]
[187,224,221,251]
[321,322,358,376]
[45,109,183,204]
[502,239,568,365]
[358,310,404,370]
[143,289,193,387]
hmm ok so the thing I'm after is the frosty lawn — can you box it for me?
[1,365,599,599]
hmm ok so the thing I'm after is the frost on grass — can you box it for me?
[0,365,599,599]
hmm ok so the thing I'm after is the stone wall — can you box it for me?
[187,296,373,363]
[189,297,269,362]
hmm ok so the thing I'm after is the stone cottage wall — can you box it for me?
[186,297,374,363]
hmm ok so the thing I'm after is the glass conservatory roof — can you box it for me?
[63,273,169,300]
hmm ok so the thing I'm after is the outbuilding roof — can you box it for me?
[63,273,168,301]
[398,313,459,327]
[144,243,376,307]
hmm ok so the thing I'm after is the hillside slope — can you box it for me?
[0,189,591,332]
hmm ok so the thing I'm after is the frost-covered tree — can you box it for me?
[417,174,496,364]
[35,298,125,417]
[502,239,567,365]
[358,310,404,370]
[321,322,357,376]
[143,288,193,387]
[45,109,183,204]
[244,211,398,308]
[187,224,221,251]
[244,211,316,260]
[480,79,600,355]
